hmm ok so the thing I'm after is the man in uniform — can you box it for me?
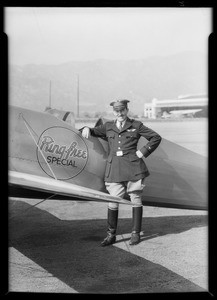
[81,99,162,246]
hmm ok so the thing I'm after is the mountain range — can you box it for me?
[9,51,208,116]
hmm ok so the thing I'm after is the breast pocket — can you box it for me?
[107,132,115,139]
[125,132,138,139]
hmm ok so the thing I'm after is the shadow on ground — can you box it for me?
[9,200,207,294]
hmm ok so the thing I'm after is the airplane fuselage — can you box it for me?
[9,105,208,210]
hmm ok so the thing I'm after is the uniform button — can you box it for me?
[119,135,121,137]
[118,147,121,149]
[118,141,121,143]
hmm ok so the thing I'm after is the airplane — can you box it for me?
[9,105,207,210]
[169,109,203,117]
[44,107,75,127]
[161,109,203,119]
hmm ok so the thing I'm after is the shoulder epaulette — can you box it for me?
[131,119,142,127]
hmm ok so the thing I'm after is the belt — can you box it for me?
[111,150,136,157]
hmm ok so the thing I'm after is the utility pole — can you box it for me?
[45,80,52,111]
[49,80,52,109]
[77,74,79,118]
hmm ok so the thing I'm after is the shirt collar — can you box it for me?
[116,119,126,127]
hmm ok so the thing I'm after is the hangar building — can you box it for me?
[144,94,208,119]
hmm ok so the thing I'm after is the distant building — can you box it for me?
[144,94,208,119]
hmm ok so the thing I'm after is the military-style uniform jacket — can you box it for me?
[90,117,162,183]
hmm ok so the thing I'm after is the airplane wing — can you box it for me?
[9,171,131,205]
[170,109,202,115]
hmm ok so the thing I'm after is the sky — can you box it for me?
[5,7,212,65]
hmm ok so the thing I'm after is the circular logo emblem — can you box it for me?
[37,126,88,180]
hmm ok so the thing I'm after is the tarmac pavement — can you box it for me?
[9,198,208,294]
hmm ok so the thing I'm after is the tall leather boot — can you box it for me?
[129,206,143,245]
[101,208,118,247]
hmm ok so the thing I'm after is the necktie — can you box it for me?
[117,121,122,130]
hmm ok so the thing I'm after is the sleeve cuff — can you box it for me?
[139,146,151,158]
